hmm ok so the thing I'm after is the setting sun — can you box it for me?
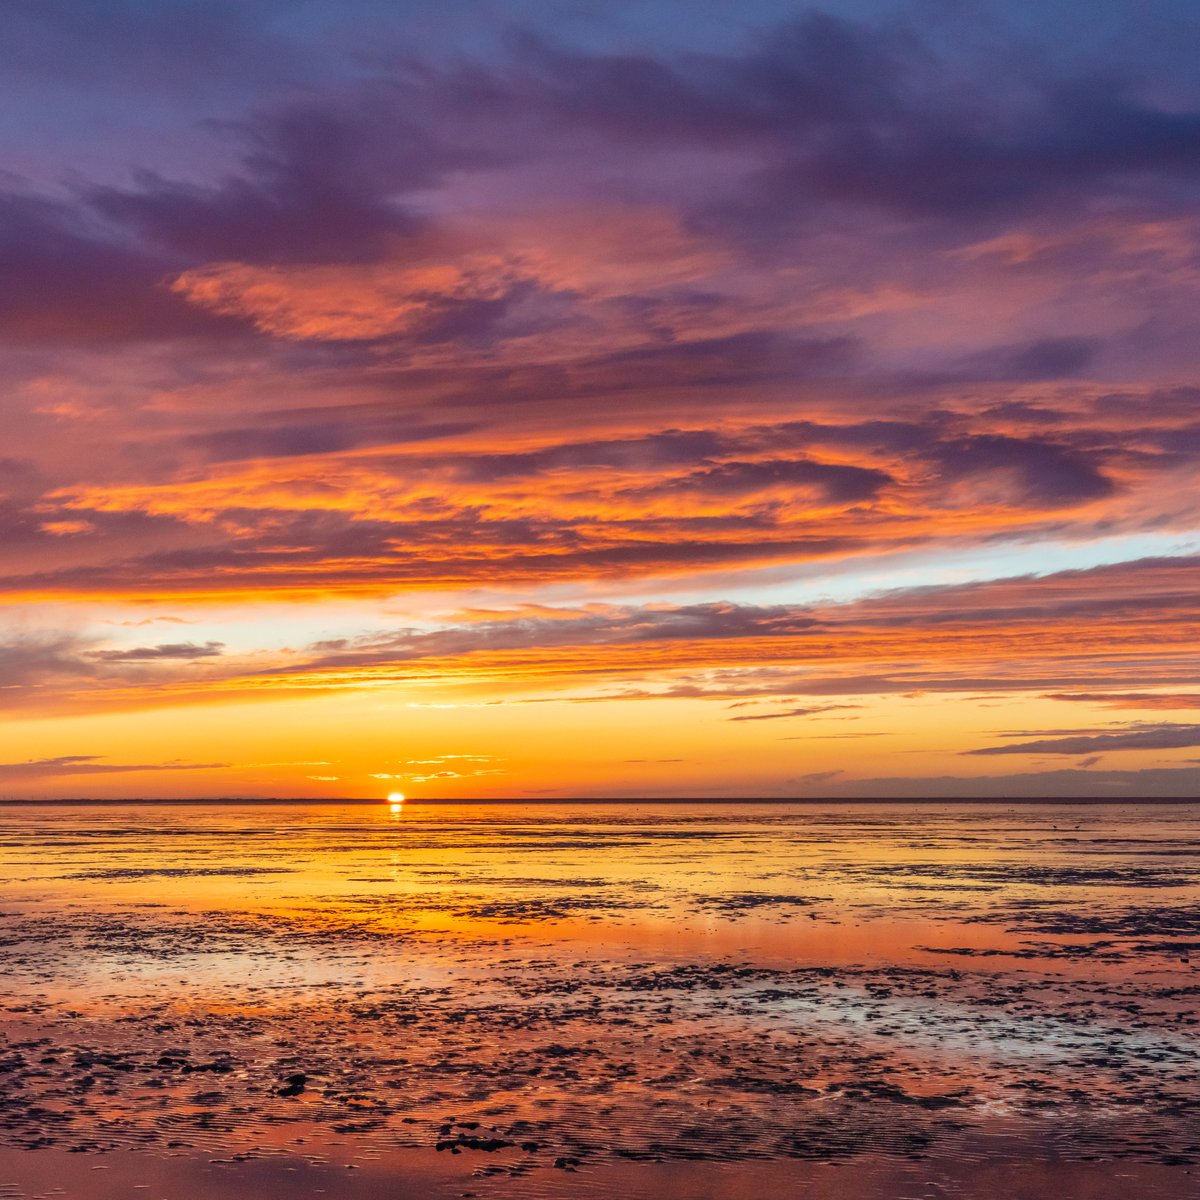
[386,792,406,803]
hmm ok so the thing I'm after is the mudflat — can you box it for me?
[0,801,1197,1199]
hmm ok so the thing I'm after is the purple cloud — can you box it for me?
[88,641,225,662]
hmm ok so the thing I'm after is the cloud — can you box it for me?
[629,458,893,504]
[4,549,1196,724]
[727,704,858,722]
[1042,691,1200,708]
[7,12,1200,603]
[928,435,1116,507]
[961,337,1101,382]
[0,755,227,781]
[297,601,828,671]
[965,723,1200,756]
[0,190,242,344]
[488,14,1200,227]
[6,399,1177,600]
[89,101,462,266]
[169,257,555,345]
[88,641,224,662]
[791,770,844,787]
[802,765,1200,799]
[0,634,96,689]
[2,2,1200,802]
[187,417,477,463]
[0,630,234,714]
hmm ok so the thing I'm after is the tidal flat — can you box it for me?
[0,801,1197,1199]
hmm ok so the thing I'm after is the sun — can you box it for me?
[386,791,406,803]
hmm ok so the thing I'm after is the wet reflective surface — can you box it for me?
[1,802,1198,1198]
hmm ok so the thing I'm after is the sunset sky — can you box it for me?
[3,0,1200,799]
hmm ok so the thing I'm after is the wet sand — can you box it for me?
[0,802,1197,1198]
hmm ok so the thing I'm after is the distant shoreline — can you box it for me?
[0,797,1196,806]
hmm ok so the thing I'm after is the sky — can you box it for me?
[2,0,1200,799]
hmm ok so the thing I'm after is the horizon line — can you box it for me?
[0,796,1197,806]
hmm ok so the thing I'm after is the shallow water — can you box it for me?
[0,801,1197,1198]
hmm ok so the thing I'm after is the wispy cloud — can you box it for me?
[965,723,1200,756]
[88,641,224,662]
[0,756,228,781]
[727,704,859,722]
[1043,692,1200,709]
